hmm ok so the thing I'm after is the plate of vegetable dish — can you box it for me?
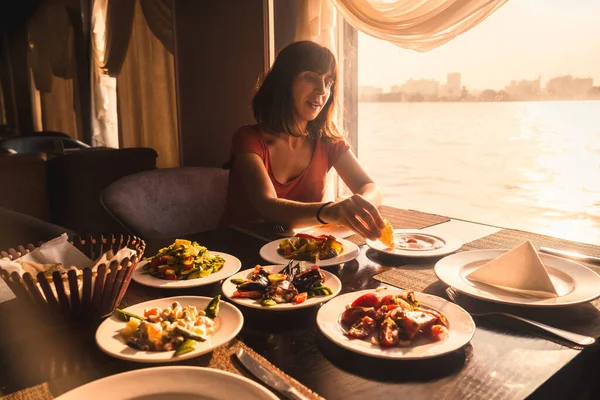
[259,234,360,267]
[132,239,242,288]
[95,295,243,362]
[316,288,475,359]
[221,262,342,310]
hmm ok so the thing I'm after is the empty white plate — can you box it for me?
[366,229,463,258]
[56,366,278,400]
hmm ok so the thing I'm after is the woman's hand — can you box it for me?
[321,194,385,240]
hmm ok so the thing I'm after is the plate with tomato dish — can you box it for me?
[222,262,342,310]
[259,233,360,267]
[133,239,242,289]
[316,288,475,359]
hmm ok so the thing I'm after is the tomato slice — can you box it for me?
[292,292,308,304]
[351,293,380,308]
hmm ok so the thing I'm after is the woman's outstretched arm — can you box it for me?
[233,150,384,240]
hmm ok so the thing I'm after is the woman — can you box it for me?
[219,41,384,240]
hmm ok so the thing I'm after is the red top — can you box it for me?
[219,125,350,226]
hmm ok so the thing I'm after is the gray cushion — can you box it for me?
[101,167,229,240]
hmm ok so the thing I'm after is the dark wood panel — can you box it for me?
[174,0,265,168]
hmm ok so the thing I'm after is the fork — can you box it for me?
[445,287,596,346]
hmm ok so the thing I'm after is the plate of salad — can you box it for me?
[221,261,342,310]
[95,295,243,362]
[133,239,242,288]
[259,234,360,267]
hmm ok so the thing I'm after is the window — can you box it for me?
[342,0,600,244]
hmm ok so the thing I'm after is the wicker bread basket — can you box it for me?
[0,233,145,323]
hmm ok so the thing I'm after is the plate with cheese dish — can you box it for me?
[132,239,241,288]
[259,233,360,267]
[95,295,243,362]
[316,288,475,359]
[366,223,462,258]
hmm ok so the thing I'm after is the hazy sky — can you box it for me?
[358,0,600,91]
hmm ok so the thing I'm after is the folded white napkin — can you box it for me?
[466,241,559,298]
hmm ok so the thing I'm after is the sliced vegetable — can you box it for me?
[261,299,277,307]
[174,338,197,357]
[268,273,287,284]
[230,278,246,285]
[114,308,146,322]
[204,294,220,319]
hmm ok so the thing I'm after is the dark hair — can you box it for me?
[252,41,343,141]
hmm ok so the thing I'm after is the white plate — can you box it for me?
[132,252,242,289]
[435,249,600,307]
[259,237,360,267]
[366,229,463,258]
[222,265,342,310]
[96,296,243,362]
[56,366,278,400]
[316,288,475,359]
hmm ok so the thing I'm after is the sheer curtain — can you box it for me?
[91,0,178,167]
[28,0,79,138]
[91,0,135,147]
[296,0,338,54]
[327,0,509,52]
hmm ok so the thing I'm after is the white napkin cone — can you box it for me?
[466,241,559,298]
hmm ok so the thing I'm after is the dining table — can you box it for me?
[1,206,600,400]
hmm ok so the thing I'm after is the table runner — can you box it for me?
[1,383,53,400]
[232,206,450,244]
[374,228,600,340]
[2,339,324,400]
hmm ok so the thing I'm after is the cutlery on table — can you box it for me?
[236,348,311,400]
[538,247,600,265]
[445,287,596,347]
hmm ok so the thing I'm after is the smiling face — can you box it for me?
[252,41,340,139]
[292,70,335,129]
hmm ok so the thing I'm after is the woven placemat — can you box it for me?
[1,383,53,400]
[374,228,600,339]
[346,206,450,246]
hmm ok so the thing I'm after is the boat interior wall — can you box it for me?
[173,0,265,168]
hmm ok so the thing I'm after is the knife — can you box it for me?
[539,247,600,265]
[236,348,311,400]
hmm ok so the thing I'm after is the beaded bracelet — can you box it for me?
[316,201,334,224]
